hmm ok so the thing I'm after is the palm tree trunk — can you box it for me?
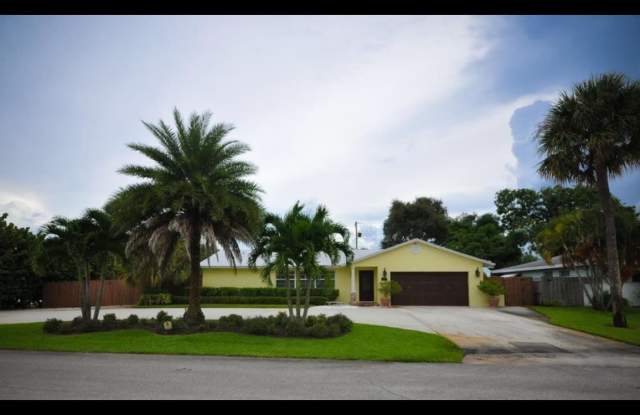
[294,267,301,319]
[81,264,91,322]
[302,273,313,320]
[596,167,627,328]
[185,215,204,324]
[92,272,106,321]
[285,270,294,319]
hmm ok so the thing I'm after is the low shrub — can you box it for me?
[138,293,172,306]
[327,314,353,333]
[217,314,244,330]
[284,318,308,337]
[170,295,328,306]
[242,316,275,335]
[43,318,63,334]
[102,313,118,330]
[127,314,139,326]
[41,312,353,339]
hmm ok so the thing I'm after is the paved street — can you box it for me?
[0,350,638,400]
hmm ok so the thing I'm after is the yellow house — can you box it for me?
[201,238,498,307]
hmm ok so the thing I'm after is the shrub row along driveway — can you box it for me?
[1,305,639,364]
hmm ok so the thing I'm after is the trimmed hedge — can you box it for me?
[196,287,339,301]
[171,295,329,306]
[138,293,172,306]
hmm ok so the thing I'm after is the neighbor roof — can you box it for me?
[491,255,583,274]
[200,238,495,268]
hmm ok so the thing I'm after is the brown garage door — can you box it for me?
[391,272,469,306]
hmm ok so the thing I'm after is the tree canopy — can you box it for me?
[445,213,531,269]
[381,197,449,248]
[0,213,40,309]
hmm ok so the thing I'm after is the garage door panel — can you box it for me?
[391,272,469,306]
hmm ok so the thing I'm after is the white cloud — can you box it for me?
[0,190,49,230]
[0,16,559,247]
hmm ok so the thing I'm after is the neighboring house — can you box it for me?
[200,238,497,307]
[491,256,582,281]
[492,256,640,306]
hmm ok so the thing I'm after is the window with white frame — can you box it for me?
[275,270,335,289]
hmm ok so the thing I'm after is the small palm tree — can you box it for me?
[106,109,263,323]
[300,205,353,319]
[249,202,352,320]
[39,209,124,321]
[537,73,640,327]
[248,203,307,318]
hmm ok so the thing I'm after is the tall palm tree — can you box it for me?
[536,73,640,327]
[249,202,352,320]
[39,209,124,321]
[106,109,263,323]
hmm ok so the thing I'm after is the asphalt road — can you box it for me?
[1,350,639,400]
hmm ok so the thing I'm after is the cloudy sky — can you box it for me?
[1,15,639,248]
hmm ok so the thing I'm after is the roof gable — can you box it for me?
[353,239,495,267]
[200,238,495,269]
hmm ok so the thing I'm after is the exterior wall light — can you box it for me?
[382,268,388,281]
[475,268,481,278]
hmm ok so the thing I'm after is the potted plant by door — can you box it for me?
[378,280,402,307]
[477,279,505,307]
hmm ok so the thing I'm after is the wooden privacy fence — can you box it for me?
[43,280,142,308]
[488,276,536,306]
[537,277,584,306]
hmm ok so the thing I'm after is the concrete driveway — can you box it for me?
[1,305,639,364]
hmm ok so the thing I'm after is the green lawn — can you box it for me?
[135,304,289,309]
[532,306,640,346]
[0,322,463,363]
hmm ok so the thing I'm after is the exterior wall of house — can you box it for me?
[202,268,274,288]
[333,241,493,307]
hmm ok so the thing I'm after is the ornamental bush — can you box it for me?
[41,312,353,339]
[477,279,505,297]
[43,318,63,334]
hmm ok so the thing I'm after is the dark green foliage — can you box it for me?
[284,318,308,337]
[241,316,275,335]
[137,293,172,306]
[171,295,328,305]
[102,313,118,330]
[41,312,353,339]
[382,197,449,248]
[196,287,338,300]
[0,213,42,309]
[326,313,353,333]
[156,310,172,323]
[445,213,527,268]
[477,279,506,297]
[43,318,63,334]
[495,186,600,254]
[217,314,244,330]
